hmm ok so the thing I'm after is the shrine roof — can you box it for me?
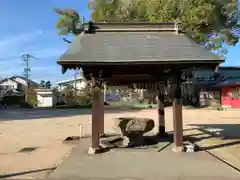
[57,21,224,73]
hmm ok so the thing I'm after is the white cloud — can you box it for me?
[0,30,43,49]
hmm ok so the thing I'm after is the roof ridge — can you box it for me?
[84,21,179,33]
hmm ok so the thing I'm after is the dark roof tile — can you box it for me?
[58,22,224,65]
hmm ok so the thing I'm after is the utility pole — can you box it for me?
[74,68,80,96]
[21,53,37,103]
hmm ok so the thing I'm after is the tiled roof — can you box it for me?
[58,22,224,65]
[0,76,38,85]
[213,77,240,88]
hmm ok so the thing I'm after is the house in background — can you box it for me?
[0,76,38,97]
[57,76,86,92]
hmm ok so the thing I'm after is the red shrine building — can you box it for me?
[216,67,240,108]
[183,67,240,108]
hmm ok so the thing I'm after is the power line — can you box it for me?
[21,53,38,103]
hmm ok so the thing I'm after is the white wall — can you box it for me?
[0,79,18,89]
[36,91,54,107]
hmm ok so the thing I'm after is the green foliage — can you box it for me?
[88,0,239,54]
[54,8,86,36]
[27,86,38,107]
[75,83,92,106]
[40,80,52,89]
[62,84,92,107]
[54,1,239,53]
[75,94,92,106]
[56,14,75,35]
[88,0,125,21]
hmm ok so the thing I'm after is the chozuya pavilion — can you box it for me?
[57,21,224,154]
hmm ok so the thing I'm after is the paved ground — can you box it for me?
[0,107,240,179]
[49,137,240,180]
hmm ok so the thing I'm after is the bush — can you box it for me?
[57,83,94,108]
[62,90,92,107]
[26,87,38,107]
[75,94,92,106]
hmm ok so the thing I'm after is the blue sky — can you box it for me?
[0,0,239,85]
[0,0,91,84]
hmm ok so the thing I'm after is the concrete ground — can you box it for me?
[0,107,240,179]
[49,137,240,180]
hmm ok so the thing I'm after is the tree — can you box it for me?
[26,85,39,107]
[55,0,239,54]
[40,80,45,88]
[54,8,88,43]
[39,80,52,89]
[45,81,52,89]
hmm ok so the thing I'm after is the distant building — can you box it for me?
[35,89,56,108]
[183,66,240,108]
[0,76,38,97]
[56,76,86,92]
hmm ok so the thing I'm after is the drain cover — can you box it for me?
[18,147,38,153]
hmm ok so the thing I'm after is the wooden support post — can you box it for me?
[157,90,167,137]
[172,73,184,152]
[88,74,104,155]
[88,86,101,154]
[99,89,105,137]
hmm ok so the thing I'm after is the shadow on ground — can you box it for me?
[49,133,240,180]
[0,167,56,178]
[100,133,173,153]
[184,124,240,151]
[0,106,145,121]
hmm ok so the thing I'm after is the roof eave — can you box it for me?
[58,59,224,66]
[58,59,224,74]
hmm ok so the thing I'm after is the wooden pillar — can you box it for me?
[172,73,184,152]
[157,90,167,137]
[100,82,106,137]
[99,89,105,137]
[88,74,103,155]
[88,86,101,154]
